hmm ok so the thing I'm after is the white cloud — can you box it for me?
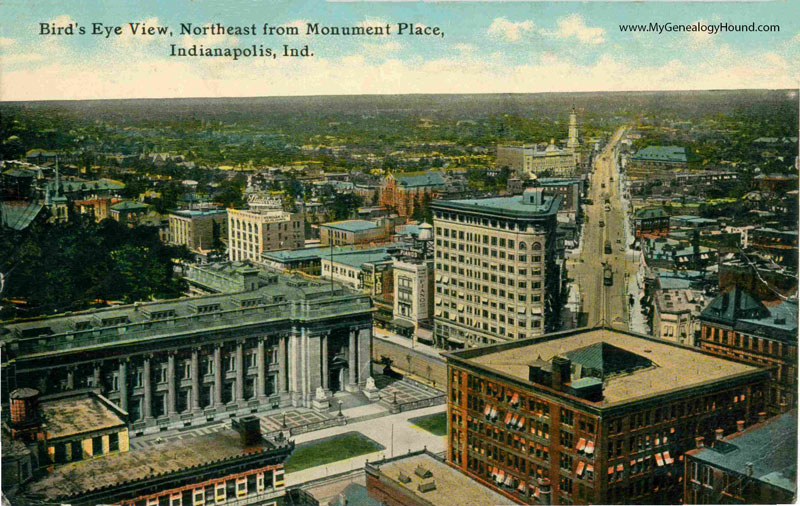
[452,43,477,55]
[1,34,798,101]
[488,17,534,42]
[361,40,402,57]
[546,14,605,45]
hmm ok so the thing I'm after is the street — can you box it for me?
[571,127,640,330]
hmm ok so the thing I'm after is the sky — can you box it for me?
[0,0,798,101]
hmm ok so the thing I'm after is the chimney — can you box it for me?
[758,412,767,423]
[779,401,788,413]
[232,416,262,447]
[538,478,552,505]
[9,388,40,428]
[736,420,745,432]
[551,356,571,391]
[715,428,725,441]
[695,436,704,449]
[745,463,754,477]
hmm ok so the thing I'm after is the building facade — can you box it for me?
[431,188,561,349]
[0,271,374,437]
[392,249,435,336]
[684,410,796,504]
[379,171,446,219]
[698,287,798,414]
[627,146,688,180]
[169,209,227,252]
[320,220,388,246]
[443,327,770,505]
[652,288,706,347]
[227,207,304,262]
[632,207,670,239]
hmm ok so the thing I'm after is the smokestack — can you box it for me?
[695,436,704,449]
[736,420,745,432]
[715,428,724,441]
[758,412,767,423]
[551,356,571,391]
[538,478,552,505]
[232,416,262,447]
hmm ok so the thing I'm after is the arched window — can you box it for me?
[519,242,527,250]
[532,242,542,251]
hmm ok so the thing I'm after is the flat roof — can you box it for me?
[689,410,797,494]
[40,395,126,440]
[370,452,508,506]
[26,428,288,501]
[321,220,382,233]
[451,328,761,407]
[432,194,560,219]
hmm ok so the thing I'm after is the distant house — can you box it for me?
[319,219,388,246]
[109,200,150,225]
[633,207,670,239]
[628,146,688,180]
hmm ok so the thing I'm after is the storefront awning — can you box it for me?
[576,438,587,452]
[391,318,415,329]
[585,440,595,455]
[576,461,586,477]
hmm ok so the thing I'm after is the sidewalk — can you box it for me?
[285,404,446,486]
[373,328,443,360]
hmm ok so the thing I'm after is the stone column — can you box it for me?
[191,349,201,412]
[119,360,129,412]
[322,334,329,391]
[300,327,308,405]
[358,327,372,388]
[279,335,288,393]
[167,352,177,416]
[257,338,267,400]
[347,329,357,391]
[235,341,245,403]
[66,367,75,390]
[143,356,153,421]
[291,330,300,404]
[93,363,102,391]
[214,345,223,408]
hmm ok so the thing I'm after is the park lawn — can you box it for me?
[284,432,385,473]
[409,412,447,436]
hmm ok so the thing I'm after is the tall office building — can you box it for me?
[430,188,561,349]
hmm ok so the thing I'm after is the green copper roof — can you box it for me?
[633,207,669,220]
[631,146,688,163]
[432,194,560,219]
[322,220,381,233]
[396,171,445,188]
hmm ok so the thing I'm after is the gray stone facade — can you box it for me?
[0,273,373,436]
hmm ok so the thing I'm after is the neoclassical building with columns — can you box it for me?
[0,271,373,436]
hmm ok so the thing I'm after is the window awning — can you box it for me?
[608,466,614,475]
[516,416,525,430]
[484,404,492,416]
[435,274,442,282]
[497,470,505,481]
[517,307,526,314]
[442,276,450,283]
[504,475,513,487]
[435,297,442,305]
[586,465,594,476]
[576,438,587,452]
[585,440,595,455]
[505,412,513,424]
[510,393,519,405]
[655,453,664,467]
[630,460,637,467]
[518,483,527,494]
[617,464,624,472]
[457,303,464,311]
[576,461,586,477]
[449,313,457,320]
[664,451,673,465]
[434,309,442,316]
[511,414,519,427]
[490,407,497,419]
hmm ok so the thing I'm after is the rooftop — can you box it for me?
[26,427,291,502]
[326,248,395,269]
[700,288,798,342]
[631,146,688,163]
[432,193,560,219]
[447,328,762,407]
[39,393,127,440]
[171,209,226,218]
[368,451,508,506]
[321,220,382,233]
[110,200,149,212]
[689,410,797,494]
[396,171,446,188]
[633,207,669,220]
[0,271,371,358]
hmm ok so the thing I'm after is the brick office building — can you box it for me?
[443,327,770,505]
[698,287,798,414]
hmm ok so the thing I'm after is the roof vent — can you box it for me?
[417,480,436,493]
[414,465,433,479]
[398,472,411,484]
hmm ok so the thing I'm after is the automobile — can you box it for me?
[599,220,605,227]
[604,204,611,212]
[616,239,622,244]
[601,183,606,189]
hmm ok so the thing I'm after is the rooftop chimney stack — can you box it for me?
[758,412,767,423]
[736,420,745,432]
[551,356,571,391]
[745,462,754,477]
[715,428,725,441]
[232,416,262,447]
[695,436,704,449]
